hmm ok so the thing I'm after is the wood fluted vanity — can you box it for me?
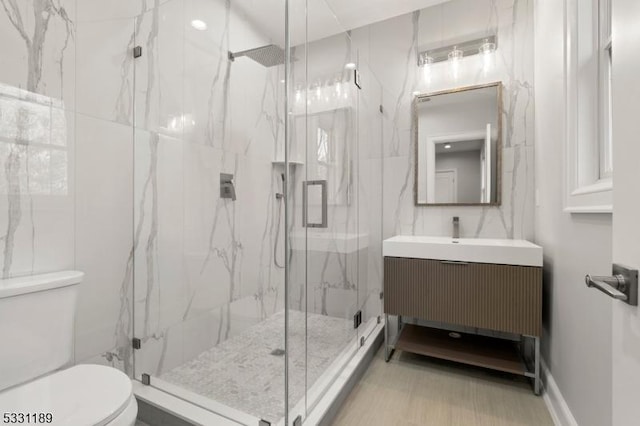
[383,236,543,394]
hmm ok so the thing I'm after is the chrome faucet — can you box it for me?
[452,216,460,239]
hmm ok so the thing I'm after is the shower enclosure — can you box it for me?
[128,0,383,423]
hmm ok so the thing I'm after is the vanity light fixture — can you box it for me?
[417,35,497,66]
[191,19,207,31]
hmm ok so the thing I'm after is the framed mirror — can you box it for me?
[414,82,502,206]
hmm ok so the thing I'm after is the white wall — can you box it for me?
[534,1,613,425]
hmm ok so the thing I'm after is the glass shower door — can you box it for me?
[131,0,288,423]
[286,14,361,418]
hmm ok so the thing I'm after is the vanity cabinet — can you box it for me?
[384,257,542,336]
[382,236,543,395]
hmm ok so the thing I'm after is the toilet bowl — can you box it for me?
[0,365,136,426]
[0,271,137,425]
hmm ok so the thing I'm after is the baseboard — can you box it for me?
[541,360,579,426]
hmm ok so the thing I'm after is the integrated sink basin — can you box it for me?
[383,235,542,267]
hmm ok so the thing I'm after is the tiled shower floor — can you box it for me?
[160,310,354,422]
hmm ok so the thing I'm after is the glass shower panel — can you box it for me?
[286,0,361,418]
[356,61,384,340]
[132,0,287,423]
[284,0,308,421]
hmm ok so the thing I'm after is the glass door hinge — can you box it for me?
[141,373,151,386]
[353,310,362,329]
[132,337,141,350]
[133,46,142,58]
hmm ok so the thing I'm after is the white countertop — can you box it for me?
[383,235,543,267]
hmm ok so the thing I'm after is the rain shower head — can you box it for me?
[228,44,285,67]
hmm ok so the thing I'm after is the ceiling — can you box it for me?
[435,139,484,154]
[232,0,450,46]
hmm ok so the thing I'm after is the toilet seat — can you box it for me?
[0,364,134,426]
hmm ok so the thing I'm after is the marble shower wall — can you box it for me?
[286,29,384,329]
[363,0,535,240]
[127,0,287,376]
[1,0,285,378]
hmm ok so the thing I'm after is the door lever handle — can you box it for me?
[585,274,628,301]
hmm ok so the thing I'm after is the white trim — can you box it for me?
[564,204,612,213]
[570,178,612,196]
[564,0,613,214]
[541,360,579,426]
[418,130,486,204]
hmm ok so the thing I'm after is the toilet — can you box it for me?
[0,271,137,425]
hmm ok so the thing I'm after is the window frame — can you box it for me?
[564,0,613,213]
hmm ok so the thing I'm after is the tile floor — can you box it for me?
[160,310,354,423]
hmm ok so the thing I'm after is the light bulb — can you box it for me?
[420,54,434,85]
[444,144,452,149]
[479,38,496,55]
[480,38,496,74]
[449,46,462,79]
[419,53,434,67]
[345,62,356,70]
[448,46,463,62]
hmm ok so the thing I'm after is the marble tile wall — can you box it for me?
[126,0,288,376]
[0,0,286,379]
[285,0,533,326]
[366,0,535,241]
[286,30,384,330]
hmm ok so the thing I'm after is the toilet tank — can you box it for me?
[0,271,83,392]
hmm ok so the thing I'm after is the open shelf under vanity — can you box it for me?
[395,324,527,376]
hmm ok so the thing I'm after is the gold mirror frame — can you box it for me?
[413,82,503,207]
